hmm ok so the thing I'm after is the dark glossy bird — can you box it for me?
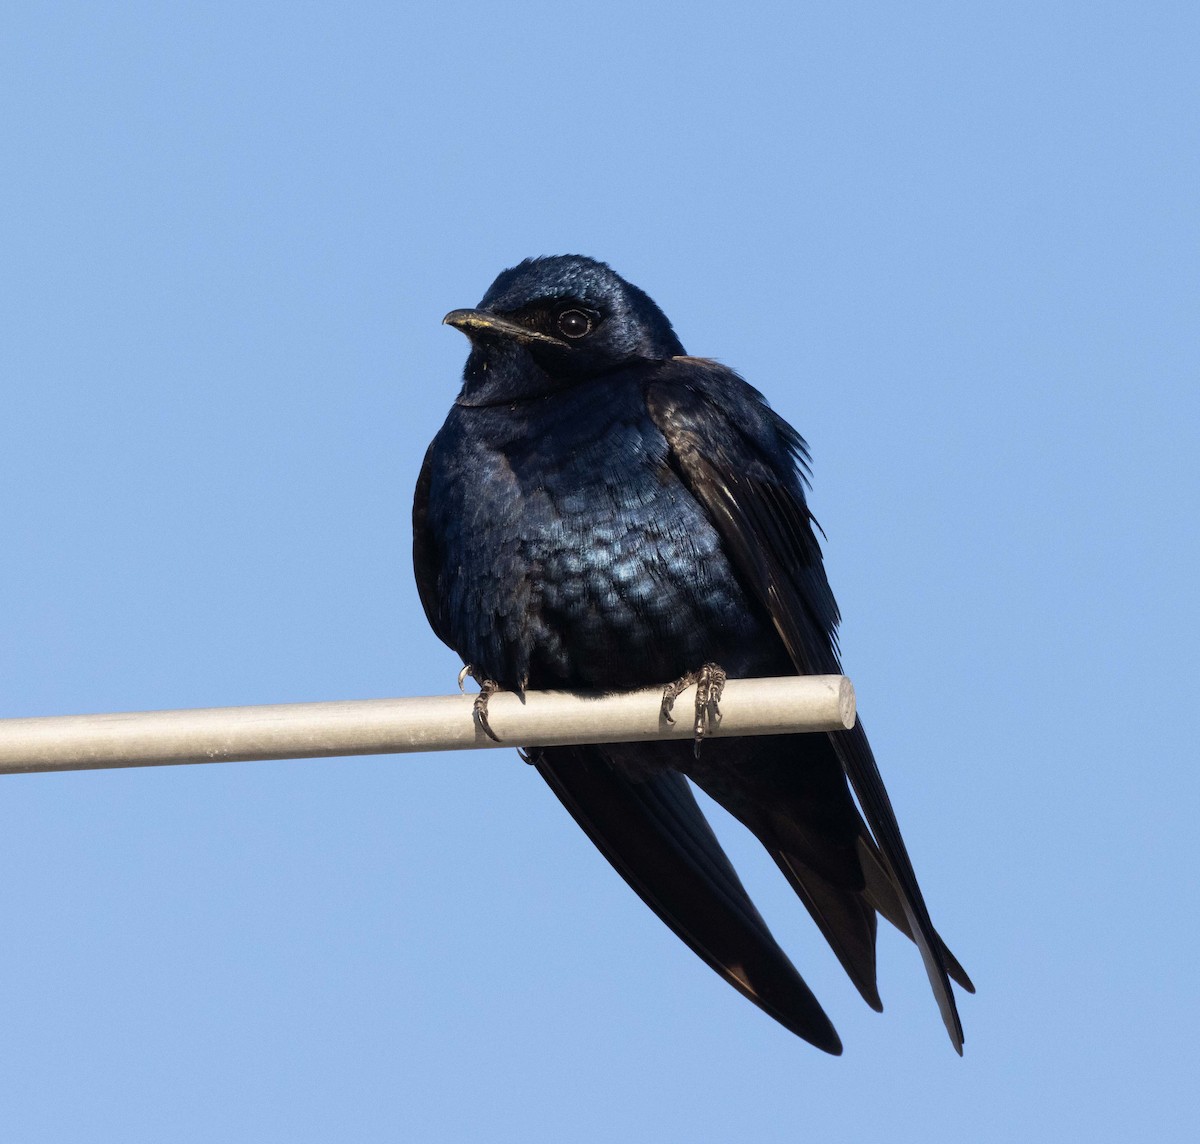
[413,255,972,1054]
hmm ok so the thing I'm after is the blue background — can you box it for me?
[2,3,1196,1140]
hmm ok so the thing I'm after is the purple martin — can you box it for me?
[413,255,972,1053]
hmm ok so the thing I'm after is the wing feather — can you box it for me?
[646,362,968,1051]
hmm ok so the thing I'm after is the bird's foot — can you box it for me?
[459,665,503,743]
[660,662,727,757]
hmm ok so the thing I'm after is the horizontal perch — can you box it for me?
[0,674,855,776]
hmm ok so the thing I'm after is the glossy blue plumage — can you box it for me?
[413,255,971,1053]
[419,371,775,691]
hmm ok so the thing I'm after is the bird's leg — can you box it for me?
[660,662,727,757]
[459,664,503,743]
[693,663,727,742]
[473,679,503,742]
[659,670,697,724]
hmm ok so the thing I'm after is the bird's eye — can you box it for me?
[556,308,594,339]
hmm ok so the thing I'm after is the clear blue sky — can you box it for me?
[2,3,1196,1141]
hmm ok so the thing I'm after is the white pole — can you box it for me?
[0,675,854,776]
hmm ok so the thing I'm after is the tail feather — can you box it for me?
[533,743,844,1054]
[772,850,883,1011]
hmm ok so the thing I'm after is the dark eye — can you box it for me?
[556,308,594,339]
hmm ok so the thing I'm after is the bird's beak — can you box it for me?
[442,308,564,347]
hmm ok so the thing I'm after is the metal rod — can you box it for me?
[0,675,855,776]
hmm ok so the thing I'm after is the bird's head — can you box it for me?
[444,255,685,406]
